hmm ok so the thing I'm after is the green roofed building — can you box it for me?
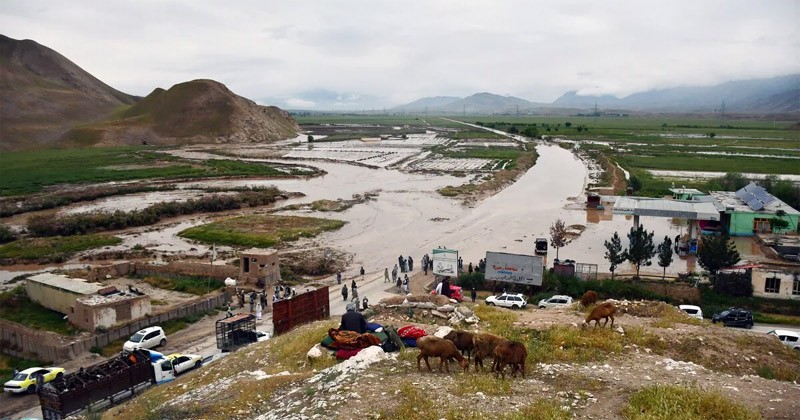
[709,182,800,236]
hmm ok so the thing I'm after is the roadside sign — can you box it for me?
[484,251,543,286]
[432,248,458,276]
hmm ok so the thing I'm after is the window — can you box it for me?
[793,276,800,296]
[765,277,781,293]
[145,331,159,340]
[753,218,771,233]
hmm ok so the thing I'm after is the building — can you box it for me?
[668,187,706,201]
[70,289,151,331]
[239,250,281,289]
[709,183,800,236]
[26,273,103,315]
[751,268,800,300]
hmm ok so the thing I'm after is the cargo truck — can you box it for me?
[38,349,175,420]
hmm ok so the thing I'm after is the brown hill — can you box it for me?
[0,34,138,150]
[89,79,299,147]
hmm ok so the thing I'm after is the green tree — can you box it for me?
[549,219,570,260]
[0,225,16,244]
[769,212,790,233]
[604,232,626,279]
[628,175,643,193]
[565,122,572,127]
[623,224,656,278]
[307,135,314,142]
[657,236,673,280]
[697,233,740,278]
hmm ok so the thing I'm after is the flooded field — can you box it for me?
[649,170,800,182]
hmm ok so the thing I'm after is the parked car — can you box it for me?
[167,353,203,375]
[123,326,167,352]
[4,367,65,394]
[538,295,573,309]
[430,284,464,302]
[485,293,528,309]
[711,307,753,329]
[766,329,800,351]
[678,304,704,320]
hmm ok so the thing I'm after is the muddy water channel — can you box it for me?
[1,144,699,285]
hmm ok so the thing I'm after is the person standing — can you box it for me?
[471,287,477,303]
[468,262,473,274]
[255,302,262,320]
[351,279,357,290]
[337,271,342,285]
[398,255,404,273]
[249,292,255,313]
[392,265,398,282]
[362,296,369,311]
[360,266,365,277]
[408,256,414,271]
[396,277,402,293]
[384,268,389,283]
[342,284,349,301]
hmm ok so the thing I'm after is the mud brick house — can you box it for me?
[26,273,103,315]
[71,289,151,331]
[239,250,281,289]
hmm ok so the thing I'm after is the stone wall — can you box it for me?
[134,261,238,280]
[637,280,701,303]
[0,293,228,363]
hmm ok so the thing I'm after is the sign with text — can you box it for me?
[432,248,458,276]
[485,251,543,286]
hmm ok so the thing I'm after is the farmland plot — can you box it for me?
[410,157,493,172]
[284,147,420,168]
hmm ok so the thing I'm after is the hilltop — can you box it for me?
[0,35,299,150]
[0,35,137,150]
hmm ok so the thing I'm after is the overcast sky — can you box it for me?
[2,0,798,109]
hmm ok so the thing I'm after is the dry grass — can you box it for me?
[452,372,512,396]
[624,384,761,420]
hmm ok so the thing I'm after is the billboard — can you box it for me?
[484,251,543,286]
[432,248,458,276]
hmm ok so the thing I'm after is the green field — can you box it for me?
[0,234,122,261]
[179,214,346,248]
[0,147,306,196]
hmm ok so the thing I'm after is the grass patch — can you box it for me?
[0,354,47,380]
[309,199,354,212]
[269,320,339,371]
[0,286,81,335]
[0,234,121,262]
[624,384,760,419]
[142,275,224,296]
[451,130,507,140]
[452,373,511,396]
[179,214,346,248]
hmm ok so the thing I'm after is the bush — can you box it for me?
[624,384,759,419]
[0,225,16,244]
[456,271,485,289]
[714,272,753,297]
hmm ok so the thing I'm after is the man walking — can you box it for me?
[342,284,349,301]
[384,267,389,282]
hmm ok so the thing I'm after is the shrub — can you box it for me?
[624,384,760,419]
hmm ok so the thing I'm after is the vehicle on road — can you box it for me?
[534,238,548,255]
[39,349,174,419]
[4,367,64,394]
[767,329,800,351]
[538,295,573,309]
[678,304,704,320]
[711,307,753,329]
[486,293,527,309]
[123,326,167,352]
[167,353,203,375]
[216,313,260,352]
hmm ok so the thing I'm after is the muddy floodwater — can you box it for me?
[2,143,708,286]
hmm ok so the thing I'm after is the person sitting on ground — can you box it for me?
[340,302,367,333]
[362,296,369,310]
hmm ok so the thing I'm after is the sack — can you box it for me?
[384,325,405,349]
[381,340,399,352]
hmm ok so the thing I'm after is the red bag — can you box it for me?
[397,325,427,339]
[335,348,364,360]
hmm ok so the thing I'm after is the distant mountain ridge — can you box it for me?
[397,74,799,114]
[0,35,298,151]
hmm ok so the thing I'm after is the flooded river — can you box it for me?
[1,144,705,287]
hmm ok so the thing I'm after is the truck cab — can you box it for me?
[535,238,548,255]
[144,350,176,384]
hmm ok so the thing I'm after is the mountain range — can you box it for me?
[0,35,298,151]
[395,75,799,115]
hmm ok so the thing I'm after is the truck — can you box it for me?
[215,313,261,352]
[38,349,175,420]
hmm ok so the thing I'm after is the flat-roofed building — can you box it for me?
[25,273,102,315]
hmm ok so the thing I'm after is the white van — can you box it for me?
[123,326,167,352]
[767,329,800,351]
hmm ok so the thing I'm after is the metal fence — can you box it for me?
[272,287,330,335]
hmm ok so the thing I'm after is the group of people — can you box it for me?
[236,289,268,320]
[341,278,369,311]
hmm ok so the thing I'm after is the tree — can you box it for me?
[604,232,626,279]
[623,224,656,278]
[549,219,570,260]
[565,122,572,127]
[657,236,673,280]
[307,135,314,142]
[628,175,643,193]
[697,233,740,278]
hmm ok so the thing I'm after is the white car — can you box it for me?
[678,305,704,320]
[538,295,573,309]
[767,329,800,351]
[167,353,203,375]
[485,293,527,309]
[123,326,167,352]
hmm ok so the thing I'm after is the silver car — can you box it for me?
[538,295,573,309]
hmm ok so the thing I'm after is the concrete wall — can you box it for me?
[752,269,800,300]
[25,281,83,315]
[0,293,227,363]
